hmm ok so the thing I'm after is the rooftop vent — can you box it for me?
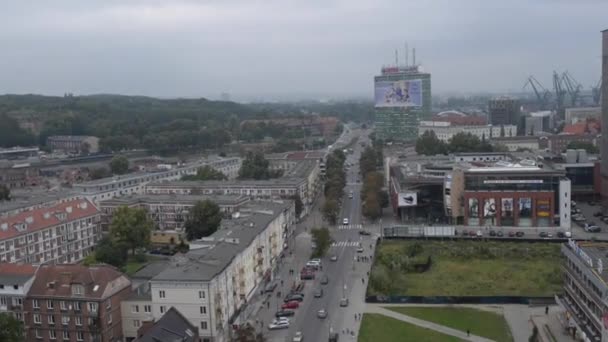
[66,206,73,214]
[25,216,34,224]
[80,202,88,210]
[93,285,99,292]
[47,281,56,289]
[43,212,50,219]
[0,223,7,231]
[14,223,27,232]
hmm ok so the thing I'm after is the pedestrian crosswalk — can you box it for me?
[331,241,361,247]
[337,224,362,230]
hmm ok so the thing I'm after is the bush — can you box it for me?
[134,252,147,263]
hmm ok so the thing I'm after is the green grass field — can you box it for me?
[369,240,562,296]
[358,313,464,342]
[386,306,513,342]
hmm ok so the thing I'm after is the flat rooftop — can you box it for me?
[99,193,249,206]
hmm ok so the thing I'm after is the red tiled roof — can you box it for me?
[28,264,128,299]
[0,263,37,276]
[563,123,586,135]
[0,199,98,241]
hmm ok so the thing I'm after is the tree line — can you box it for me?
[415,131,506,156]
[322,150,347,224]
[359,144,389,220]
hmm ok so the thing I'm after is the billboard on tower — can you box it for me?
[374,79,422,108]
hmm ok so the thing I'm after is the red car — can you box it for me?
[508,231,516,237]
[300,271,315,280]
[281,301,299,309]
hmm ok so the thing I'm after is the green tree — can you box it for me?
[322,199,339,225]
[89,167,111,180]
[238,152,281,180]
[528,326,538,342]
[231,323,266,342]
[0,312,24,342]
[109,206,153,255]
[378,190,390,208]
[363,192,382,220]
[311,227,332,258]
[94,236,129,268]
[109,155,129,175]
[291,195,304,218]
[415,131,447,155]
[0,185,10,201]
[359,147,377,176]
[567,141,599,154]
[185,200,222,240]
[182,166,227,181]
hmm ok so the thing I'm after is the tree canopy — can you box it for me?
[238,152,282,180]
[93,235,129,268]
[0,115,35,147]
[567,141,599,154]
[182,166,227,181]
[322,150,346,224]
[231,323,266,342]
[416,131,498,155]
[0,313,24,342]
[311,227,332,258]
[0,185,10,201]
[109,206,153,255]
[415,130,448,156]
[110,155,129,175]
[185,200,222,240]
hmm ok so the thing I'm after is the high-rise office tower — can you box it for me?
[488,97,520,126]
[374,64,431,141]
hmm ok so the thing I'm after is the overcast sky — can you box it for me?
[1,0,606,101]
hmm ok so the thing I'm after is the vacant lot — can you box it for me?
[386,306,513,342]
[369,240,562,296]
[358,313,464,342]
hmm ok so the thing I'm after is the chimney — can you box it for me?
[66,206,72,214]
[25,216,34,224]
[0,223,7,231]
[43,212,50,219]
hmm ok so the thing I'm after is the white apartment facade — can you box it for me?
[0,264,37,321]
[124,202,293,342]
[73,157,241,204]
[418,121,517,142]
[0,199,100,264]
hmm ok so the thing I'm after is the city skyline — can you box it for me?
[0,0,606,100]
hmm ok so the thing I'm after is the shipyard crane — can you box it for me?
[523,76,552,109]
[553,71,567,112]
[561,71,582,107]
[592,78,602,106]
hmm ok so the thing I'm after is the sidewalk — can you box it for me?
[365,305,494,342]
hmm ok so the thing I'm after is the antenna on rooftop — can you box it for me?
[413,47,416,66]
[405,42,409,66]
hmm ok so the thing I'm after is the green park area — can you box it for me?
[358,313,464,342]
[369,240,562,296]
[386,306,513,342]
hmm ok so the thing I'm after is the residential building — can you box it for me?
[120,285,153,342]
[488,97,520,126]
[0,189,82,218]
[47,136,100,154]
[24,264,131,342]
[0,161,40,189]
[524,110,555,135]
[0,263,37,321]
[135,307,200,342]
[565,107,601,124]
[265,150,328,176]
[0,198,100,264]
[559,240,608,341]
[491,136,541,152]
[418,121,517,142]
[98,194,250,232]
[375,64,432,141]
[546,134,599,154]
[126,201,293,342]
[72,157,241,204]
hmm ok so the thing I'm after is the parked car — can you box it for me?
[539,232,548,238]
[508,231,516,237]
[496,231,504,237]
[356,247,364,253]
[268,320,290,330]
[339,297,349,307]
[284,294,304,302]
[359,230,371,236]
[557,231,565,238]
[265,282,278,293]
[281,301,300,310]
[594,211,603,217]
[489,230,496,237]
[320,275,329,285]
[476,230,483,237]
[330,255,338,262]
[343,218,349,225]
[293,331,304,342]
[317,309,328,319]
[469,230,477,236]
[515,231,525,237]
[585,223,601,233]
[275,310,295,318]
[314,288,324,298]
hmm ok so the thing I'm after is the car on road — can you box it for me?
[584,223,601,233]
[359,230,371,236]
[594,211,604,217]
[489,230,496,237]
[539,232,548,238]
[275,310,295,318]
[515,231,525,237]
[343,218,349,225]
[589,201,597,206]
[317,309,328,319]
[339,297,349,307]
[348,192,354,199]
[268,320,290,330]
[476,230,483,237]
[496,231,504,237]
[264,282,278,293]
[330,255,338,262]
[281,301,300,310]
[329,332,339,342]
[356,247,364,253]
[320,275,329,285]
[572,214,586,222]
[306,260,321,270]
[293,331,304,342]
[284,294,304,302]
[508,231,516,237]
[314,288,324,298]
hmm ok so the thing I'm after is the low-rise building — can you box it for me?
[0,263,37,321]
[565,107,601,124]
[0,161,40,189]
[559,240,608,341]
[418,121,517,143]
[121,285,154,342]
[266,151,327,176]
[134,307,200,342]
[24,264,131,342]
[491,136,541,152]
[0,198,100,264]
[47,136,100,154]
[546,134,599,154]
[72,157,241,204]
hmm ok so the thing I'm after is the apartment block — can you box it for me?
[0,263,37,322]
[24,264,131,342]
[47,136,100,154]
[0,199,100,264]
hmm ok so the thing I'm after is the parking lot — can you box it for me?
[570,201,608,241]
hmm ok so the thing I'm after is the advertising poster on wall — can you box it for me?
[501,198,514,226]
[536,199,551,227]
[518,198,532,227]
[374,79,422,108]
[397,192,418,207]
[468,198,479,225]
[483,198,496,225]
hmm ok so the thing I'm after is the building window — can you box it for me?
[33,299,40,309]
[62,331,69,340]
[48,315,55,325]
[199,290,206,299]
[75,316,82,326]
[35,329,41,339]
[160,306,166,314]
[33,314,41,324]
[131,305,139,313]
[60,301,67,311]
[77,331,84,341]
[49,330,56,340]
[62,316,69,325]
[200,306,207,314]
[133,320,140,328]
[159,290,166,298]
[87,302,98,313]
[74,302,81,311]
[47,300,54,309]
[106,299,111,309]
[144,305,151,313]
[107,313,112,324]
[201,321,208,330]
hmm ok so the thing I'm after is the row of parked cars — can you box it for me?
[456,229,571,238]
